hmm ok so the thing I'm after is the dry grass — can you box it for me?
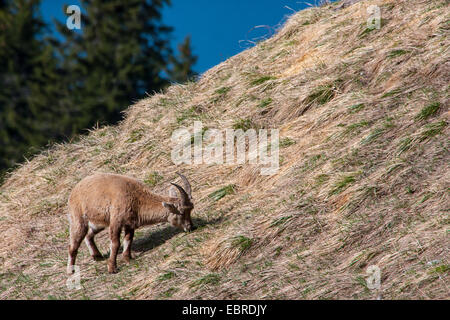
[0,0,449,300]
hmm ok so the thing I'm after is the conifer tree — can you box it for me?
[168,35,198,83]
[0,0,198,176]
[56,0,179,129]
[0,0,65,172]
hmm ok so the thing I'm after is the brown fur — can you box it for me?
[67,173,193,274]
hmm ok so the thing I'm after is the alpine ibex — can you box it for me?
[67,172,194,274]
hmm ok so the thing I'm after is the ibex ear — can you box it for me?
[162,202,182,215]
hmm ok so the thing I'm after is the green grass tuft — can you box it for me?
[160,287,178,298]
[158,271,176,281]
[360,128,385,145]
[415,102,441,121]
[420,120,447,141]
[397,137,413,154]
[347,103,365,113]
[315,174,330,186]
[279,137,296,148]
[270,216,292,228]
[305,81,341,106]
[388,49,410,58]
[344,120,370,134]
[144,172,163,187]
[208,184,236,201]
[429,265,449,274]
[250,76,276,86]
[211,87,232,103]
[191,273,221,288]
[215,86,231,95]
[329,174,357,196]
[232,118,256,131]
[127,129,144,143]
[381,88,402,98]
[231,236,253,252]
[177,105,203,124]
[257,98,273,108]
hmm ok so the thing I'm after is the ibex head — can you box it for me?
[163,172,194,232]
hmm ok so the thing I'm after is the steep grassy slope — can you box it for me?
[0,0,449,299]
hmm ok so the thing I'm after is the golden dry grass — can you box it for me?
[0,0,449,299]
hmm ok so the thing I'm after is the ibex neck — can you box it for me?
[137,199,164,226]
[136,190,175,227]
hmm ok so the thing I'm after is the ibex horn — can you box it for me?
[176,172,192,199]
[170,183,190,206]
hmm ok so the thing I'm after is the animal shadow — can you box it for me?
[132,216,223,253]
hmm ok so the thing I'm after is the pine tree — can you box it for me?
[168,35,198,83]
[0,0,65,172]
[55,0,182,130]
[0,0,198,176]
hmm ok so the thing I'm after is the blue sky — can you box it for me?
[40,1,313,74]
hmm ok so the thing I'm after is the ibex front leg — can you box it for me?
[108,224,121,274]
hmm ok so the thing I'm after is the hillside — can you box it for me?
[0,0,448,299]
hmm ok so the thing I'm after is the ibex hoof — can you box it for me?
[108,265,118,274]
[123,255,133,264]
[92,254,105,261]
[67,266,75,275]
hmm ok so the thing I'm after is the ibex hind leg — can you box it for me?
[67,215,88,274]
[84,224,105,261]
[122,226,135,264]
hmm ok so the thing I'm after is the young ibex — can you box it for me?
[67,172,194,274]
